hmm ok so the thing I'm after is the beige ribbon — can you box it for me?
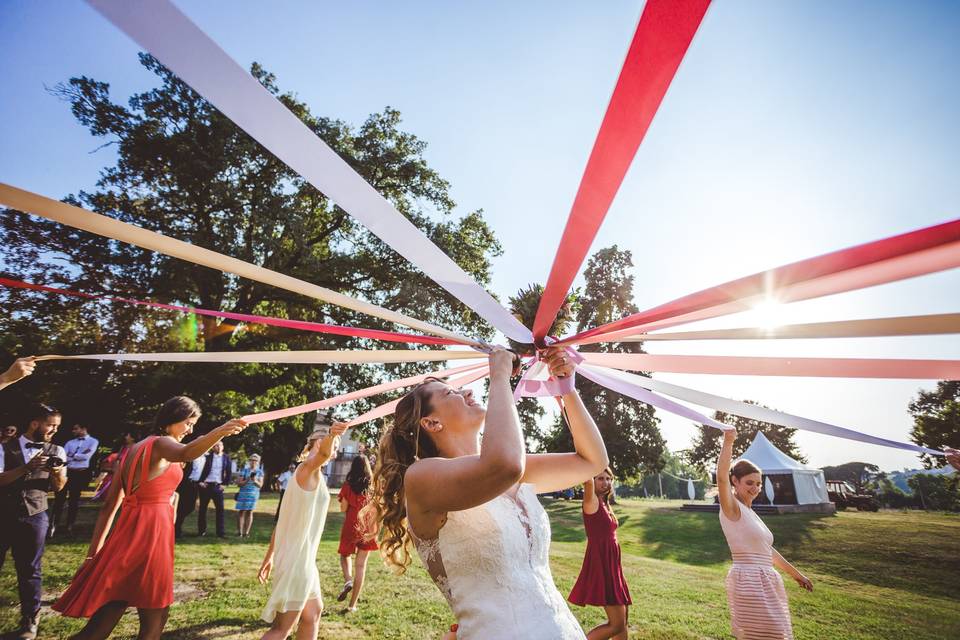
[614,313,960,342]
[0,183,477,346]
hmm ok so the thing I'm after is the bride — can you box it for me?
[368,346,608,639]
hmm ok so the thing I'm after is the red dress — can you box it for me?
[337,482,378,555]
[568,501,632,606]
[54,436,182,616]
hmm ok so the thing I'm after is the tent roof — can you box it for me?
[740,432,817,474]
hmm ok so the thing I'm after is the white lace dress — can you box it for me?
[410,483,586,639]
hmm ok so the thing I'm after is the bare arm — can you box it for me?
[773,548,813,591]
[50,464,67,492]
[339,494,348,513]
[258,524,279,584]
[86,463,125,558]
[717,429,740,521]
[582,477,599,515]
[522,348,608,494]
[152,419,247,463]
[406,348,525,518]
[0,357,36,391]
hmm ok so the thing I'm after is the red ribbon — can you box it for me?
[564,217,960,344]
[532,0,712,343]
[0,277,464,346]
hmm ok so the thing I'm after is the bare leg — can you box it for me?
[237,510,243,536]
[347,549,370,609]
[245,511,255,537]
[294,597,323,640]
[339,554,352,584]
[586,605,628,640]
[68,601,127,640]
[135,606,170,640]
[261,609,300,640]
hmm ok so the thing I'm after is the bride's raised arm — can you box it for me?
[522,347,609,494]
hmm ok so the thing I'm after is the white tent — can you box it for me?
[740,432,830,505]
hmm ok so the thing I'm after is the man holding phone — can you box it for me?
[0,403,67,640]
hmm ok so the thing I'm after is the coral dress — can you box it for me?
[719,502,793,639]
[337,482,378,555]
[568,501,632,606]
[54,437,181,616]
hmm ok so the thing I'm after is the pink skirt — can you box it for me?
[725,563,793,640]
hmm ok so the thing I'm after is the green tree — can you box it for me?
[0,54,502,472]
[909,381,960,469]
[822,461,880,494]
[541,246,666,480]
[908,472,960,512]
[686,404,807,471]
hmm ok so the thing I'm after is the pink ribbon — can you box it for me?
[512,348,583,399]
[0,277,465,346]
[242,361,487,424]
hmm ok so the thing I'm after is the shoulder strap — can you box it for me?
[123,437,155,495]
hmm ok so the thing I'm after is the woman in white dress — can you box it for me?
[369,346,608,639]
[256,423,347,640]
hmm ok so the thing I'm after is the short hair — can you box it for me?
[730,459,762,480]
[27,403,60,424]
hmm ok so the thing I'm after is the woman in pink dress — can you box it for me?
[717,428,812,640]
[54,397,247,639]
[568,467,631,639]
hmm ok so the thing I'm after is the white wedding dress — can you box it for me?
[410,483,586,639]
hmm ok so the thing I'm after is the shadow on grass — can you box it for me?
[161,617,257,639]
[635,507,831,567]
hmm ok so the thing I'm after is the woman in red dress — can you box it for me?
[335,454,378,612]
[53,396,247,640]
[568,467,632,640]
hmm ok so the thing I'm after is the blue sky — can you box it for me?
[1,1,958,470]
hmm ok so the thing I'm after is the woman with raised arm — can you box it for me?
[368,346,608,639]
[568,468,631,640]
[717,428,812,640]
[54,396,247,640]
[257,422,347,640]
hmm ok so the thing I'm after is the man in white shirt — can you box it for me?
[197,441,232,537]
[175,457,204,538]
[50,423,99,537]
[0,403,67,639]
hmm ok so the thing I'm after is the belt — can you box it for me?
[731,552,773,566]
[123,494,172,507]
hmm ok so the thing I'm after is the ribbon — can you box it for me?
[533,0,711,343]
[582,364,942,455]
[0,277,463,346]
[574,364,733,432]
[581,352,960,380]
[35,349,483,365]
[512,349,583,399]
[609,313,960,342]
[345,366,490,428]
[241,361,488,424]
[0,184,475,346]
[565,217,960,344]
[85,0,532,344]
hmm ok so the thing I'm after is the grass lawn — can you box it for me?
[1,495,958,639]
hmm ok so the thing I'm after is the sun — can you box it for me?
[750,299,785,330]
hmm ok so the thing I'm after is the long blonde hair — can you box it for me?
[365,379,441,573]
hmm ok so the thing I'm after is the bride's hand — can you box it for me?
[542,347,575,379]
[488,347,518,379]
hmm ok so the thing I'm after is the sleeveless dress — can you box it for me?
[261,465,330,622]
[409,483,586,640]
[337,483,378,555]
[235,466,263,510]
[719,502,793,639]
[54,436,182,616]
[568,501,631,606]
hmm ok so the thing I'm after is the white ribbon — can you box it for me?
[85,0,533,345]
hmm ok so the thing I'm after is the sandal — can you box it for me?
[337,581,353,602]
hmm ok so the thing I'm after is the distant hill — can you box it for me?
[887,467,954,493]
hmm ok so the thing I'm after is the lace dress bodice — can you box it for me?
[410,483,586,639]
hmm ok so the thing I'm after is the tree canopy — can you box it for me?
[686,403,807,472]
[909,381,960,469]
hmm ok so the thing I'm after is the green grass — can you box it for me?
[2,496,958,638]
